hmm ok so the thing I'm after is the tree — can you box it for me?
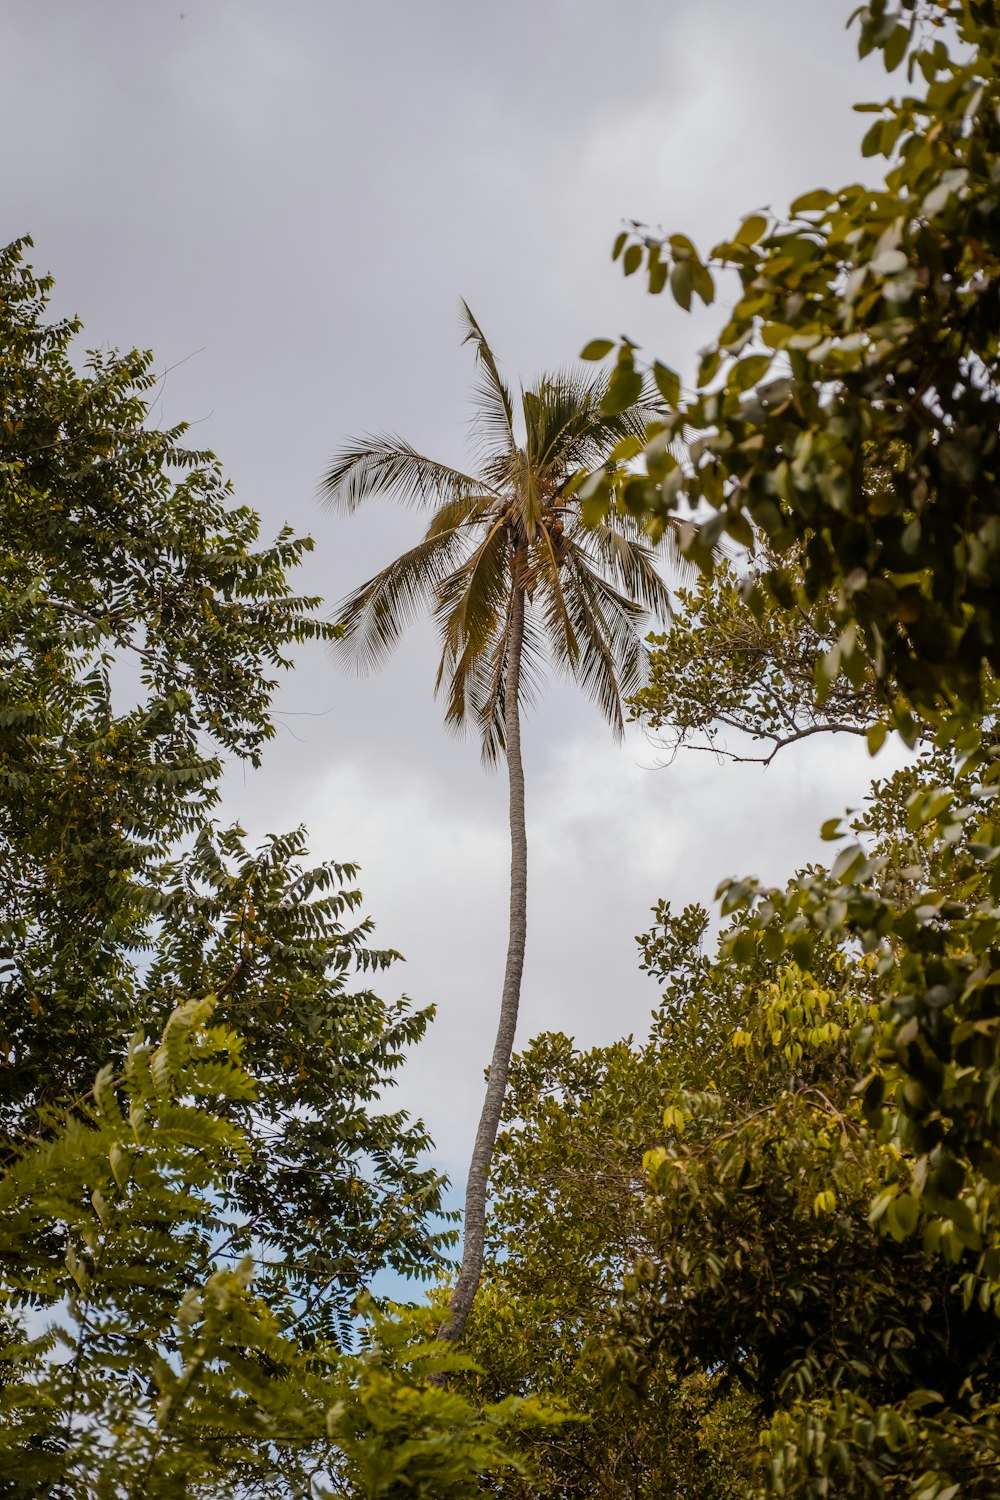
[584,0,1000,726]
[0,240,500,1490]
[579,0,1000,1234]
[574,2,1000,1489]
[630,553,878,765]
[0,233,325,1127]
[0,997,553,1498]
[320,304,675,1340]
[614,764,1000,1498]
[458,951,756,1500]
[130,822,455,1344]
[0,236,451,1340]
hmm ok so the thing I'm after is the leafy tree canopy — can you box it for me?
[622,855,1000,1499]
[0,241,516,1494]
[477,790,1000,1496]
[562,15,1000,1475]
[630,553,877,764]
[0,999,549,1498]
[459,954,757,1500]
[583,0,1000,727]
[574,17,1000,1484]
[0,234,327,1118]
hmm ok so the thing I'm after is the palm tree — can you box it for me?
[321,305,675,1342]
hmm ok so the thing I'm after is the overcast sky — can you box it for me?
[6,1,899,1203]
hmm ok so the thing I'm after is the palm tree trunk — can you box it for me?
[440,581,528,1343]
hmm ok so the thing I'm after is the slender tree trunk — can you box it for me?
[440,581,528,1343]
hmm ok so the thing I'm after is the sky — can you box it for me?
[5,1,900,1201]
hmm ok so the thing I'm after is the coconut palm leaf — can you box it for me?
[526,369,659,471]
[321,435,490,514]
[333,524,475,672]
[424,492,496,540]
[460,301,516,461]
[571,522,675,620]
[434,518,511,696]
[559,552,646,731]
[459,600,548,767]
[531,528,579,674]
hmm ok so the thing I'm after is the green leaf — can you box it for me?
[886,1193,920,1240]
[109,1142,130,1190]
[735,214,768,245]
[691,260,716,306]
[623,244,643,277]
[698,348,722,388]
[601,362,643,415]
[790,189,835,214]
[883,23,910,72]
[729,354,773,393]
[653,362,681,407]
[866,721,889,755]
[580,339,616,361]
[725,511,755,549]
[670,259,693,312]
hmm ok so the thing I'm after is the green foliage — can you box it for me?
[584,0,1000,724]
[617,890,1000,1499]
[139,822,455,1342]
[718,731,1000,1266]
[576,13,1000,1485]
[0,241,499,1493]
[321,302,676,765]
[0,239,452,1343]
[456,913,767,1498]
[631,555,877,763]
[0,1006,545,1498]
[0,236,333,1121]
[327,1302,558,1500]
[0,996,317,1497]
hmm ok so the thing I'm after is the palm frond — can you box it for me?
[324,330,677,760]
[443,612,508,767]
[331,525,474,672]
[432,515,513,750]
[452,598,548,768]
[529,524,578,674]
[558,553,647,733]
[522,370,661,481]
[568,524,674,621]
[460,302,516,460]
[320,435,490,514]
[424,492,496,540]
[434,518,511,672]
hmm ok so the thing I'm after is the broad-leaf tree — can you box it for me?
[0,998,552,1498]
[623,868,1000,1499]
[0,240,470,1491]
[629,553,879,765]
[585,0,1000,725]
[580,0,1000,1261]
[576,1,1000,1489]
[321,305,675,1340]
[0,233,325,1126]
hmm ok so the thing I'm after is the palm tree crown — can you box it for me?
[321,305,675,1343]
[322,304,674,760]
